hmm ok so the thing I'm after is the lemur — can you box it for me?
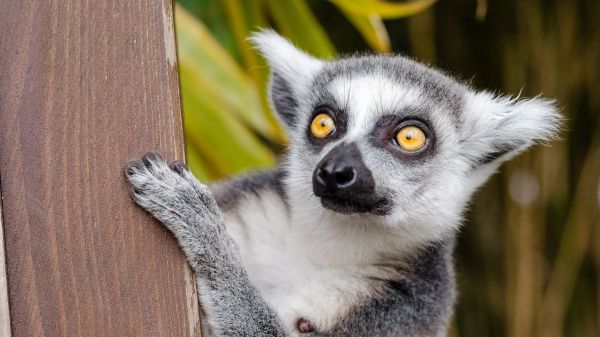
[124,31,560,337]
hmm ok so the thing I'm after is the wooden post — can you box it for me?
[0,1,201,336]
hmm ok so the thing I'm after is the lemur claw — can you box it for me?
[169,160,189,176]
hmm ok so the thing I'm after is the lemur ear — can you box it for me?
[461,91,562,167]
[250,30,324,127]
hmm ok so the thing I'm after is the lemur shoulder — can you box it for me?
[124,31,560,337]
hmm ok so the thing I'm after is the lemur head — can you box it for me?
[251,31,560,245]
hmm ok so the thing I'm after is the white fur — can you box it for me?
[462,91,561,163]
[329,76,424,141]
[224,190,382,334]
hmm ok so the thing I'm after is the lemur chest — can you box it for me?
[222,196,372,334]
[240,242,369,334]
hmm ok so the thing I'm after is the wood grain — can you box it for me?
[0,0,201,336]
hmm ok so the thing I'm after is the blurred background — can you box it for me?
[173,0,599,336]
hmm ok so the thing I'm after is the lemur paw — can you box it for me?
[123,152,221,233]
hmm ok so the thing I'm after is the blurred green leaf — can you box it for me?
[176,5,277,141]
[222,0,287,143]
[180,74,275,177]
[177,0,240,59]
[266,0,336,58]
[340,10,391,52]
[176,4,276,177]
[222,0,266,70]
[184,141,216,182]
[330,0,437,19]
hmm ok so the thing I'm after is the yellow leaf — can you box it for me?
[330,0,436,19]
[341,10,390,53]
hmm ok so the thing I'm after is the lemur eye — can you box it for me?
[310,113,335,138]
[395,125,426,152]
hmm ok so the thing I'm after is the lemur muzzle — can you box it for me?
[313,142,375,199]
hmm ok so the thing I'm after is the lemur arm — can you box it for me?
[124,152,289,337]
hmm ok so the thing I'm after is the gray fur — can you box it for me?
[311,55,466,122]
[211,169,288,212]
[271,73,301,127]
[320,240,456,337]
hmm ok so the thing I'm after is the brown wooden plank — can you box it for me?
[0,0,201,336]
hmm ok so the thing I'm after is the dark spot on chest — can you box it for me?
[297,318,314,333]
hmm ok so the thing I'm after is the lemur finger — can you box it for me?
[123,159,146,178]
[168,161,213,201]
[166,160,214,201]
[123,158,165,193]
[140,151,168,175]
[130,189,150,208]
[141,151,164,167]
[169,160,189,176]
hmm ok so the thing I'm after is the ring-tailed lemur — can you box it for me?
[124,31,560,337]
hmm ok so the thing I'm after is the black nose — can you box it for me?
[315,161,356,190]
[313,142,375,197]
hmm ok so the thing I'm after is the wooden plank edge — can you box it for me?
[161,0,202,335]
[0,177,12,337]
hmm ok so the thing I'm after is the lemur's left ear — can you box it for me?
[461,91,562,167]
[250,30,324,128]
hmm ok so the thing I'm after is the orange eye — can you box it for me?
[310,113,335,138]
[395,125,426,152]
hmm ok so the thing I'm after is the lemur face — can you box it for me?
[252,31,559,242]
[304,59,463,219]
